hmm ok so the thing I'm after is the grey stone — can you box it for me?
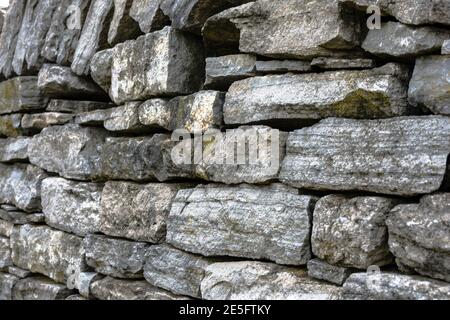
[0,237,12,268]
[144,244,213,298]
[0,272,19,300]
[129,0,169,33]
[201,261,342,300]
[167,183,316,265]
[0,137,30,162]
[307,259,354,286]
[311,57,376,70]
[71,0,113,75]
[255,60,312,74]
[280,116,450,196]
[104,102,147,133]
[443,40,450,55]
[100,181,188,242]
[41,177,103,236]
[84,234,149,279]
[21,112,74,131]
[108,0,141,46]
[204,54,256,90]
[408,55,450,115]
[0,220,14,237]
[46,99,113,113]
[224,64,412,126]
[138,91,224,133]
[0,76,47,115]
[7,266,32,279]
[11,224,87,284]
[110,26,204,105]
[73,272,103,298]
[0,209,45,225]
[91,276,188,300]
[37,64,108,100]
[66,294,87,300]
[90,49,112,93]
[386,194,450,282]
[75,108,112,126]
[0,114,25,137]
[343,272,450,300]
[362,22,450,59]
[12,276,74,300]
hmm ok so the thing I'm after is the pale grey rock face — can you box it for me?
[255,60,312,74]
[0,272,19,300]
[408,55,450,115]
[21,112,74,131]
[91,276,188,300]
[362,22,450,59]
[38,64,108,100]
[386,194,450,282]
[28,124,110,180]
[204,54,256,90]
[104,102,146,133]
[443,40,450,55]
[90,49,112,93]
[307,259,354,286]
[0,220,14,237]
[110,26,204,105]
[11,224,87,284]
[343,272,450,300]
[41,177,103,237]
[100,181,187,242]
[167,183,316,265]
[224,64,412,125]
[75,108,112,126]
[129,0,169,33]
[138,91,224,133]
[7,266,32,279]
[0,114,25,137]
[84,234,149,279]
[310,57,376,70]
[46,99,113,113]
[12,276,74,300]
[144,244,212,298]
[0,77,47,115]
[280,116,450,196]
[312,195,397,269]
[0,137,30,162]
[71,0,113,75]
[0,164,48,212]
[201,261,342,300]
[0,237,12,268]
[108,0,141,46]
[73,272,103,298]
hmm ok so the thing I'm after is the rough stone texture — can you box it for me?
[73,272,103,298]
[0,137,30,162]
[386,194,450,282]
[108,0,141,46]
[90,49,112,93]
[46,99,113,113]
[0,220,14,237]
[91,276,187,300]
[443,40,450,55]
[7,266,32,279]
[280,116,450,196]
[343,272,450,300]
[201,261,342,300]
[41,178,103,237]
[311,57,376,70]
[138,91,224,133]
[38,64,108,100]
[0,114,25,137]
[255,60,312,74]
[0,272,19,300]
[21,112,73,131]
[110,26,204,104]
[0,163,48,212]
[307,259,354,286]
[224,64,413,125]
[312,195,397,269]
[144,244,212,298]
[362,22,450,59]
[0,208,45,225]
[0,77,47,115]
[75,108,112,126]
[10,224,87,284]
[129,0,169,33]
[84,235,149,279]
[104,103,146,133]
[408,55,450,115]
[167,184,316,265]
[12,276,74,300]
[100,181,188,242]
[0,237,12,268]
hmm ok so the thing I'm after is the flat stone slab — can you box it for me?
[0,77,47,115]
[12,276,74,300]
[0,137,30,162]
[307,259,354,286]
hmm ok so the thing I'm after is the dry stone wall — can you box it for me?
[0,0,450,300]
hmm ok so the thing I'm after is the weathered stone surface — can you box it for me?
[144,244,212,298]
[110,26,204,104]
[307,259,354,286]
[0,137,30,162]
[0,220,14,237]
[75,108,112,126]
[443,40,450,55]
[386,194,450,282]
[362,22,450,59]
[201,261,342,300]
[129,0,169,33]
[204,54,256,90]
[100,181,188,242]
[91,276,187,300]
[224,64,412,125]
[408,56,450,115]
[0,272,19,300]
[66,294,87,300]
[255,60,312,74]
[11,224,87,283]
[0,237,12,268]
[41,178,103,236]
[71,0,114,75]
[46,99,113,113]
[0,76,47,115]
[280,116,450,196]
[28,124,109,180]
[0,209,45,225]
[12,276,74,300]
[343,272,450,300]
[108,0,141,46]
[90,49,112,93]
[0,164,48,212]
[84,234,149,279]
[21,112,73,131]
[104,103,146,133]
[312,195,397,269]
[311,57,376,70]
[0,114,25,137]
[7,266,32,279]
[138,91,224,132]
[38,64,108,100]
[73,272,103,298]
[167,184,316,265]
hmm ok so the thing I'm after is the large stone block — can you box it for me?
[12,276,74,300]
[0,77,47,115]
